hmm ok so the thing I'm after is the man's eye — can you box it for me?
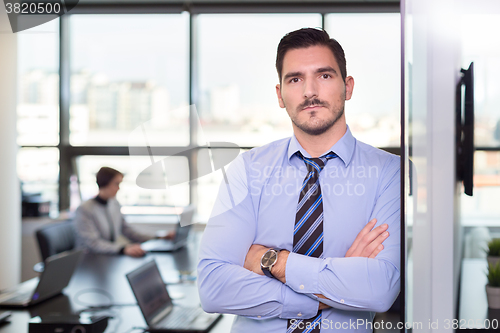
[289,78,299,83]
[322,74,331,79]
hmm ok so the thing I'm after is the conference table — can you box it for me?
[0,232,234,333]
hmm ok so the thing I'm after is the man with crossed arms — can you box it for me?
[198,28,400,332]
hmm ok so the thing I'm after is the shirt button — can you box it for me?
[299,285,305,290]
[340,299,345,303]
[298,313,302,317]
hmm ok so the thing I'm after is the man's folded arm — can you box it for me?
[284,160,401,312]
[285,251,399,312]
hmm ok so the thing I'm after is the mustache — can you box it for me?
[297,98,329,111]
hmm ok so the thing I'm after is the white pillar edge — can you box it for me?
[0,9,21,289]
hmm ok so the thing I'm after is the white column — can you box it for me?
[0,9,21,289]
[407,0,462,331]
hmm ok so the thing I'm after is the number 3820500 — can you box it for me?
[5,2,61,14]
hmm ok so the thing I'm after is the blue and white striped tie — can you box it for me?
[288,151,337,333]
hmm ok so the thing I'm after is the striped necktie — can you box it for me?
[288,151,337,333]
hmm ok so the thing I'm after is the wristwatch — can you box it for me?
[261,248,281,278]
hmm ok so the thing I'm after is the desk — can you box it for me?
[0,238,234,333]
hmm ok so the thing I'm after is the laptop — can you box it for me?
[141,206,195,252]
[126,260,222,332]
[0,250,82,308]
[0,311,11,324]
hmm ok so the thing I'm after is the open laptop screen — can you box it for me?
[127,261,173,322]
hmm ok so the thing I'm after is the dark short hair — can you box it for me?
[276,28,347,83]
[96,167,123,189]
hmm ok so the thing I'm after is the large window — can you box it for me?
[17,19,59,147]
[461,151,500,224]
[70,14,190,146]
[17,6,401,218]
[325,13,401,147]
[460,13,500,225]
[17,20,59,213]
[461,14,500,148]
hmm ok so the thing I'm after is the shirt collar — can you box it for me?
[94,195,108,205]
[287,125,355,168]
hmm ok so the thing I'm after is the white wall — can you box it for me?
[0,10,21,289]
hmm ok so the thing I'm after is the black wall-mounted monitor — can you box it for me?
[456,62,474,196]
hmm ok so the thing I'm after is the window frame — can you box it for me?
[18,1,403,210]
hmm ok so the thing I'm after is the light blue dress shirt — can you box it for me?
[197,126,400,332]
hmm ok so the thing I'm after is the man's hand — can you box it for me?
[124,243,146,257]
[159,230,176,240]
[345,218,389,258]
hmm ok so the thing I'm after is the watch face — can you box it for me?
[261,250,278,268]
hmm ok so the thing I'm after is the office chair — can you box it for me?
[34,220,76,272]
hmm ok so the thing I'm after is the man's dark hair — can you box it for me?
[96,167,123,189]
[276,28,347,83]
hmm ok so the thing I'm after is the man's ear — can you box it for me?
[276,84,285,108]
[345,76,354,101]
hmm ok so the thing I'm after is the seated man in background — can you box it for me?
[75,166,172,257]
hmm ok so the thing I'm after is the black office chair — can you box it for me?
[34,220,76,272]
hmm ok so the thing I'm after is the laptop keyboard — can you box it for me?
[0,290,31,303]
[157,307,204,329]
